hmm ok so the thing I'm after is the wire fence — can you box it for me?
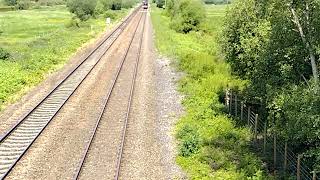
[225,91,318,180]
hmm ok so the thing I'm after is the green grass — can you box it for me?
[151,4,269,179]
[0,6,129,110]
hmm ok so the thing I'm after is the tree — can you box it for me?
[222,0,320,170]
[67,0,97,21]
[170,0,206,33]
[4,0,17,6]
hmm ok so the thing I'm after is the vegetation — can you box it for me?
[66,0,138,21]
[66,0,97,21]
[203,0,231,4]
[166,0,206,33]
[222,0,320,171]
[0,5,129,111]
[151,4,268,179]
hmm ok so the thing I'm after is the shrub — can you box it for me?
[37,0,66,6]
[100,0,121,10]
[4,0,17,6]
[65,17,80,28]
[177,124,201,157]
[156,0,165,8]
[0,47,10,60]
[170,0,206,33]
[15,0,31,10]
[67,0,97,21]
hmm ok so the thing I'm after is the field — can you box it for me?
[0,6,128,110]
[151,4,268,179]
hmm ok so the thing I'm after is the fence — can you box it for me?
[225,91,318,180]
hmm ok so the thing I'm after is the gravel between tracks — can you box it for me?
[119,11,186,179]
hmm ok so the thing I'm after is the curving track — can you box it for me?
[0,6,142,179]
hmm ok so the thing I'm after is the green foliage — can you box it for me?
[37,0,66,6]
[222,0,320,170]
[15,0,31,10]
[151,5,268,179]
[0,6,129,110]
[177,125,200,157]
[4,0,16,6]
[99,0,137,10]
[166,0,206,33]
[203,0,231,4]
[67,0,97,21]
[156,0,164,8]
[0,47,10,60]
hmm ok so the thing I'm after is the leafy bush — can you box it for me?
[177,125,200,157]
[203,0,231,4]
[37,0,66,6]
[15,0,31,10]
[0,47,10,60]
[156,0,165,8]
[170,0,206,33]
[67,0,97,21]
[4,0,17,6]
[65,17,80,28]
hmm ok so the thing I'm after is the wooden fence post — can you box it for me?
[229,92,233,115]
[284,142,288,173]
[297,155,302,180]
[313,171,317,180]
[235,95,238,117]
[240,102,244,121]
[263,121,267,155]
[274,133,277,175]
[254,114,258,142]
[247,106,251,126]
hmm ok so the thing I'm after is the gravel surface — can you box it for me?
[119,11,186,179]
[1,7,186,180]
[5,10,141,180]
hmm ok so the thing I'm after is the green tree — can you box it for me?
[222,0,320,170]
[170,0,206,33]
[4,0,17,6]
[67,0,97,21]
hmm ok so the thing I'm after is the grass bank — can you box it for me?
[151,4,268,179]
[0,6,129,110]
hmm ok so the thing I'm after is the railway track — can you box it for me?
[73,9,146,180]
[0,6,142,179]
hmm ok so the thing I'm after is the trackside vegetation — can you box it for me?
[0,5,130,110]
[222,0,320,172]
[151,3,269,179]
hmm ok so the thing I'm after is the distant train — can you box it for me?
[143,0,148,9]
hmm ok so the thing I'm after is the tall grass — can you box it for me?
[0,6,129,110]
[151,4,269,179]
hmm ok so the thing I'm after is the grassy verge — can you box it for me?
[0,6,129,110]
[151,4,268,179]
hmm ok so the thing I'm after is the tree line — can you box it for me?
[222,0,320,171]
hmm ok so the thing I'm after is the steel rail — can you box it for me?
[73,10,145,180]
[114,10,146,180]
[0,6,141,180]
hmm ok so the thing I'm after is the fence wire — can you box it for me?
[226,93,317,180]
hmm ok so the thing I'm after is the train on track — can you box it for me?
[143,0,148,9]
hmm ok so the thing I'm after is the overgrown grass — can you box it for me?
[0,6,129,110]
[151,4,269,179]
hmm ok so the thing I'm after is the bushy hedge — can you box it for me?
[67,0,97,21]
[0,47,10,60]
[15,0,31,10]
[4,0,17,6]
[167,0,206,33]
